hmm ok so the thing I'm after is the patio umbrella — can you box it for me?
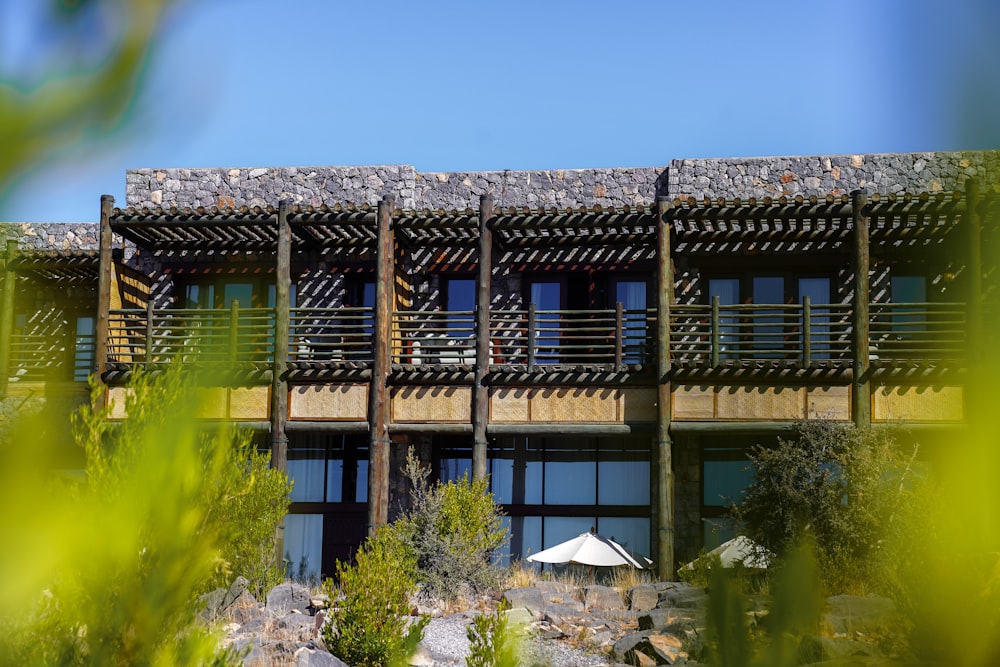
[526,531,651,569]
[681,535,771,570]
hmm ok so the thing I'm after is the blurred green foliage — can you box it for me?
[0,364,289,665]
[0,0,174,207]
[466,599,520,667]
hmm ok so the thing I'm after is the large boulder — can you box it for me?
[584,585,624,610]
[502,587,546,617]
[628,633,687,665]
[266,583,312,616]
[655,581,707,610]
[627,584,659,612]
[798,633,881,663]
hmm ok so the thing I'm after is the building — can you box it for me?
[1,150,997,580]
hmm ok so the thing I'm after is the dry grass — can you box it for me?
[607,566,654,591]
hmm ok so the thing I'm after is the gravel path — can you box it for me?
[418,615,613,667]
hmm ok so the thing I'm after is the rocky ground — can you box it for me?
[206,578,906,667]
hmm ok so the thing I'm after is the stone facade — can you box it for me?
[0,222,98,251]
[123,150,999,213]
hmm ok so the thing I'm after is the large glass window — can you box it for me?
[287,435,369,503]
[529,281,562,364]
[489,436,650,563]
[614,280,649,364]
[890,275,927,345]
[702,446,755,550]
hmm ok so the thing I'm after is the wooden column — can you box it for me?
[270,200,292,473]
[0,240,18,397]
[964,179,983,366]
[655,196,675,578]
[96,195,115,385]
[472,195,494,482]
[368,195,395,534]
[851,190,871,428]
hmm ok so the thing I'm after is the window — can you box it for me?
[702,446,755,550]
[612,279,650,364]
[706,275,831,361]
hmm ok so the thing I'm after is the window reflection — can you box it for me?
[284,514,323,583]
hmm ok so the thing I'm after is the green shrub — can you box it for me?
[323,526,427,667]
[466,600,519,667]
[0,364,289,665]
[390,450,508,601]
[731,421,924,595]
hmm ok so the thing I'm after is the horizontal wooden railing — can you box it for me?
[489,305,651,367]
[290,307,374,363]
[669,300,853,366]
[90,300,970,374]
[392,310,476,365]
[9,332,95,381]
[107,305,275,366]
[868,302,966,360]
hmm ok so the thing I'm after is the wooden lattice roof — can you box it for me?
[11,249,99,284]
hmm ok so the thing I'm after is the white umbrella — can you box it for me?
[526,531,651,569]
[681,535,771,570]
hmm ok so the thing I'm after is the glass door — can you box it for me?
[529,280,562,364]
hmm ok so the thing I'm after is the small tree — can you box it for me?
[390,450,508,601]
[732,421,924,594]
[323,526,427,667]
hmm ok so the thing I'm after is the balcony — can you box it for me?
[93,301,968,378]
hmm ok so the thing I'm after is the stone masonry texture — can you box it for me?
[122,151,999,213]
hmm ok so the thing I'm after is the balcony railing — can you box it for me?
[290,307,374,364]
[669,300,854,366]
[869,302,966,360]
[108,306,275,366]
[489,305,651,367]
[90,301,970,375]
[393,310,476,365]
[9,332,95,382]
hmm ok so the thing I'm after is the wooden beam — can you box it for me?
[368,195,394,535]
[472,195,494,481]
[0,240,18,397]
[851,190,871,428]
[965,179,982,366]
[96,195,115,386]
[655,196,675,579]
[270,200,292,474]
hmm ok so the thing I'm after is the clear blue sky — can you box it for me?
[3,0,999,221]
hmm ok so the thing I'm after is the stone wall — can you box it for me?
[124,165,669,210]
[0,222,98,251]
[667,150,1000,201]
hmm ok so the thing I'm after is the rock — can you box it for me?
[198,588,226,618]
[613,630,655,661]
[295,646,348,667]
[627,584,658,612]
[630,633,687,665]
[227,589,261,624]
[502,587,546,616]
[584,585,624,610]
[798,633,881,663]
[823,595,896,636]
[656,582,706,610]
[309,594,329,612]
[504,606,535,626]
[267,583,312,615]
[637,607,704,634]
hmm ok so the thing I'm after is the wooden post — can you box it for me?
[802,296,812,367]
[710,296,720,367]
[965,179,983,366]
[851,190,871,428]
[145,300,154,367]
[96,195,115,387]
[655,196,675,579]
[270,201,291,473]
[472,195,494,482]
[368,195,394,534]
[614,301,624,368]
[527,303,537,367]
[0,240,18,397]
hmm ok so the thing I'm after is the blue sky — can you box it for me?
[2,0,999,221]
